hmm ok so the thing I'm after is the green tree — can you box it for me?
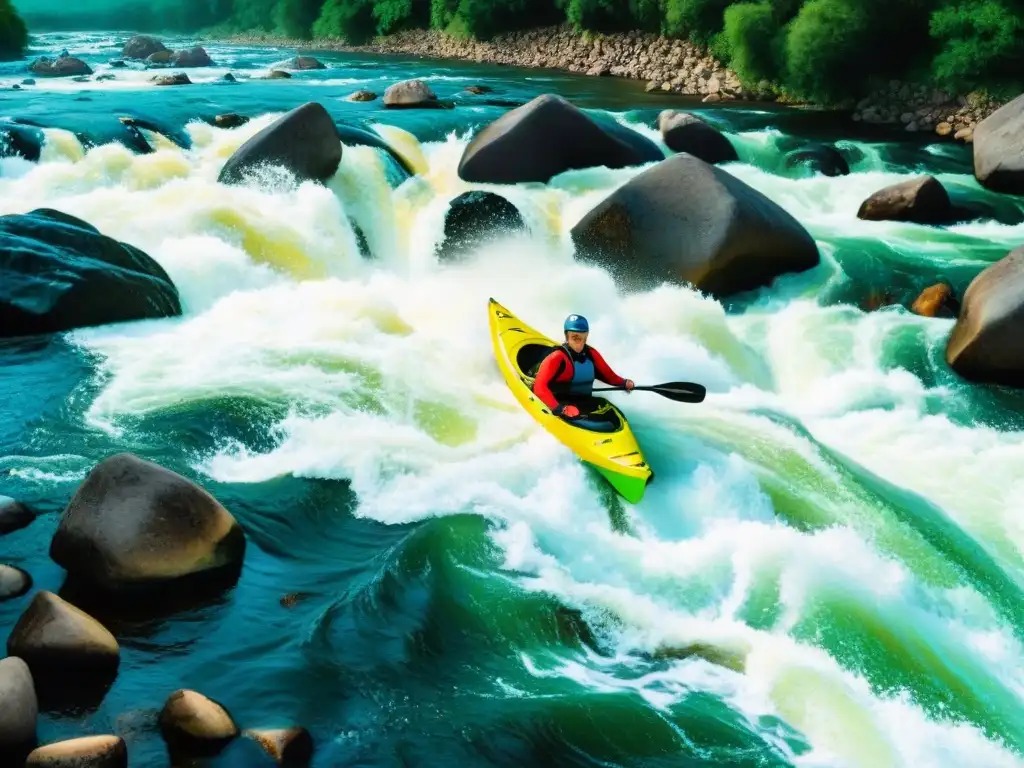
[930,0,1024,94]
[0,0,27,60]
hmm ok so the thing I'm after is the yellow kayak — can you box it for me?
[488,298,652,503]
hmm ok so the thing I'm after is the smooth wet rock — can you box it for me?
[0,657,37,753]
[219,102,341,187]
[0,122,44,162]
[170,47,212,67]
[159,690,238,758]
[6,591,119,685]
[0,497,35,534]
[215,113,248,129]
[784,144,849,177]
[437,191,527,261]
[29,56,92,78]
[281,56,324,70]
[145,51,172,65]
[946,246,1024,385]
[458,93,663,184]
[0,208,180,338]
[25,735,127,768]
[346,90,377,102]
[973,93,1024,195]
[222,73,237,83]
[912,283,959,318]
[383,79,438,108]
[122,35,167,60]
[464,85,493,94]
[151,73,191,86]
[857,176,953,225]
[570,153,820,297]
[0,565,32,601]
[657,110,737,164]
[245,728,313,766]
[264,70,291,79]
[50,453,246,594]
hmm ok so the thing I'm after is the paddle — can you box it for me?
[591,381,706,403]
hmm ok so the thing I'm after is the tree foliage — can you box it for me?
[0,0,28,60]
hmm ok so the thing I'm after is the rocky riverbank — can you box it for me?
[218,24,1006,141]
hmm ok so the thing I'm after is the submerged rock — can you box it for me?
[0,122,44,162]
[946,246,1024,386]
[29,55,92,78]
[346,89,377,102]
[25,735,127,768]
[219,102,341,186]
[784,144,849,177]
[436,191,527,261]
[0,657,37,754]
[151,73,191,86]
[657,110,737,164]
[159,690,239,759]
[912,282,960,318]
[857,176,953,224]
[245,728,314,766]
[263,70,291,80]
[383,79,439,108]
[214,113,249,129]
[0,565,32,601]
[570,153,820,297]
[50,453,246,595]
[457,93,662,184]
[0,208,180,338]
[122,35,167,60]
[0,497,35,535]
[973,93,1024,195]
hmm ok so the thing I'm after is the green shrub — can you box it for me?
[0,0,27,60]
[930,0,1024,93]
[312,0,376,41]
[719,2,783,86]
[663,0,735,44]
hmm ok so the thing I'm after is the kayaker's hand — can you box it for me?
[624,379,635,392]
[562,405,580,418]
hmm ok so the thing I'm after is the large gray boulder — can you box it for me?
[49,453,246,593]
[973,93,1024,195]
[29,55,92,78]
[570,153,820,297]
[218,102,341,186]
[0,657,36,754]
[0,208,180,339]
[436,191,527,261]
[946,246,1024,386]
[170,46,213,67]
[856,176,953,224]
[122,35,167,60]
[457,94,663,184]
[657,111,737,164]
[383,79,439,108]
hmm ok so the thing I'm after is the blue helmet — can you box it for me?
[564,314,589,333]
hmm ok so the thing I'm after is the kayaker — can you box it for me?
[532,314,634,421]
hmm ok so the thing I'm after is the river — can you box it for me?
[2,30,1024,768]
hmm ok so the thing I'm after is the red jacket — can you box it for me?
[532,345,626,411]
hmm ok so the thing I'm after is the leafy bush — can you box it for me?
[0,0,27,60]
[718,2,782,86]
[663,0,735,44]
[930,0,1024,93]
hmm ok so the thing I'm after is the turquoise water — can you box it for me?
[2,30,1024,768]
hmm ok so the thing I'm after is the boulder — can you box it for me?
[159,690,238,758]
[218,102,341,187]
[946,246,1024,386]
[346,90,377,102]
[0,122,44,162]
[145,51,172,65]
[245,728,314,766]
[0,565,32,601]
[570,153,820,297]
[856,176,953,225]
[0,657,37,753]
[280,56,324,70]
[49,453,246,593]
[151,73,191,86]
[214,113,248,130]
[911,282,959,318]
[383,79,439,108]
[0,208,181,339]
[122,35,167,60]
[170,47,213,67]
[973,93,1024,195]
[6,591,120,684]
[464,85,493,94]
[25,735,127,768]
[222,73,237,83]
[29,56,92,78]
[657,110,737,164]
[458,94,663,184]
[108,60,126,68]
[263,70,291,79]
[436,191,527,261]
[784,144,849,177]
[0,497,35,535]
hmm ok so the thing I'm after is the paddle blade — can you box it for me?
[643,382,706,403]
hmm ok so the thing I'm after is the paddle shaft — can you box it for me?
[591,381,706,403]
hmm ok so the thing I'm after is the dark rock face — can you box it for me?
[29,56,92,78]
[214,113,249,130]
[436,191,527,261]
[946,246,1024,386]
[0,498,35,535]
[784,144,850,177]
[122,35,167,60]
[657,110,738,164]
[170,47,213,67]
[570,153,820,297]
[856,176,953,224]
[0,208,181,339]
[457,94,663,184]
[218,102,341,186]
[973,93,1024,196]
[49,453,246,595]
[0,122,44,162]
